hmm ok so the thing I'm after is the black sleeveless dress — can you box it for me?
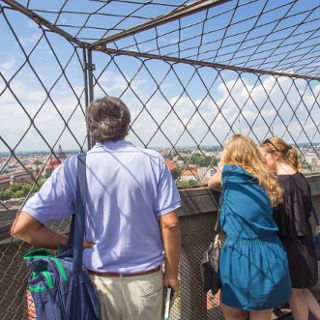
[273,172,318,288]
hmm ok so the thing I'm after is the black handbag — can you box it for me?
[200,168,232,294]
[311,200,320,260]
[200,229,223,294]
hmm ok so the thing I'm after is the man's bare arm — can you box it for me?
[11,211,68,249]
[160,211,181,302]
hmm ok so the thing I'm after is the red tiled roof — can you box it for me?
[165,159,176,171]
[47,159,60,170]
[182,169,195,176]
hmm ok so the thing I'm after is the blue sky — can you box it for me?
[0,0,319,153]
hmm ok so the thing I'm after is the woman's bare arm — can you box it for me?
[208,165,223,191]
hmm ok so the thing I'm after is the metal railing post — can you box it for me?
[83,48,95,150]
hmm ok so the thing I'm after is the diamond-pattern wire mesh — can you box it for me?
[0,6,88,319]
[96,0,320,78]
[92,51,320,182]
[178,212,224,320]
[16,0,194,43]
[2,0,320,78]
[0,4,88,207]
[0,0,320,319]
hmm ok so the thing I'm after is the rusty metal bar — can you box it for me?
[98,47,320,82]
[89,0,230,50]
[1,0,85,47]
[83,48,92,150]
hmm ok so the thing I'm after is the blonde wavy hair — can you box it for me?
[259,137,301,173]
[221,134,283,206]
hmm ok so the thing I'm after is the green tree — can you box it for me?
[301,160,311,171]
[0,180,44,200]
[9,183,23,193]
[34,160,43,166]
[188,180,197,187]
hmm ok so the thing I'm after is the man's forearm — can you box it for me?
[11,211,68,249]
[21,225,68,249]
[162,224,181,277]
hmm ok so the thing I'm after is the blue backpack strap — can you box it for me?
[72,153,87,274]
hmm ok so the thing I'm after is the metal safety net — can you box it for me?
[0,0,320,319]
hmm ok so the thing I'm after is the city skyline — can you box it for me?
[0,139,320,155]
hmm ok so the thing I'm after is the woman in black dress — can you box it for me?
[260,137,320,320]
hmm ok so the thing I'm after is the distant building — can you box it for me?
[197,167,215,180]
[0,171,31,189]
[165,159,179,181]
[180,164,198,181]
[58,144,67,160]
[46,145,67,177]
[305,152,320,166]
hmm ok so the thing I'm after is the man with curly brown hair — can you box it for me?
[11,96,181,320]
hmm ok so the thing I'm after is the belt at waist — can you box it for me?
[87,266,161,277]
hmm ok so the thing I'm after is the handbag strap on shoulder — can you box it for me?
[214,166,232,233]
[69,153,87,274]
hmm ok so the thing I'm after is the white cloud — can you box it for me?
[20,33,42,46]
[0,76,86,152]
[95,71,129,96]
[0,58,16,72]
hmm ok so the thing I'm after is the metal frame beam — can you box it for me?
[99,47,320,82]
[1,0,85,47]
[89,0,229,50]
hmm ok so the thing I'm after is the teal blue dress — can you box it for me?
[219,165,292,310]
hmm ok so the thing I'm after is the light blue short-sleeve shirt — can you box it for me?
[22,140,181,273]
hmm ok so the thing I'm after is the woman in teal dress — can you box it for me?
[208,134,292,320]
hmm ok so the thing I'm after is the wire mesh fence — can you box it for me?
[91,50,320,180]
[0,0,320,319]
